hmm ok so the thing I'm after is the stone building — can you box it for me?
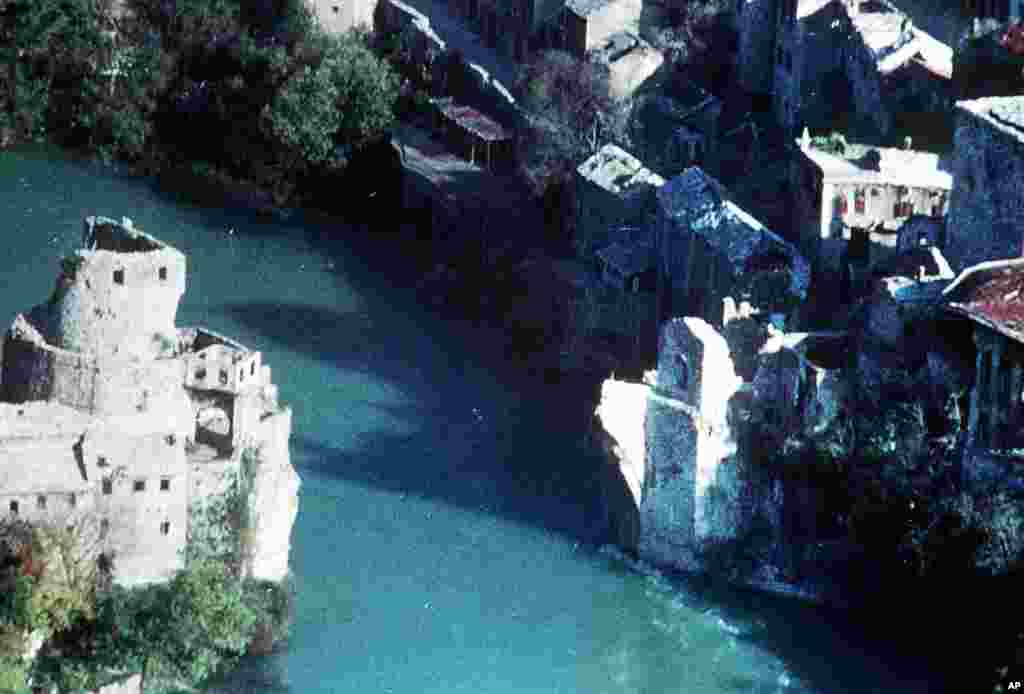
[586,32,664,101]
[654,167,810,329]
[572,143,666,256]
[0,217,300,587]
[631,90,724,179]
[447,0,560,61]
[944,258,1024,450]
[307,0,378,34]
[736,0,783,99]
[773,0,803,139]
[946,96,1024,273]
[557,0,641,58]
[751,0,952,140]
[791,137,952,272]
[638,317,745,570]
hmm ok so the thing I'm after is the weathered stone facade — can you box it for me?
[791,0,952,138]
[790,139,951,276]
[0,217,300,588]
[773,0,802,138]
[639,318,744,568]
[946,96,1024,272]
[737,0,781,96]
[655,167,810,329]
[945,258,1024,450]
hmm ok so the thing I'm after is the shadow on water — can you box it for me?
[24,148,962,693]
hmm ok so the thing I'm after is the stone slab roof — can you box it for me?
[658,168,812,298]
[944,258,1024,343]
[878,28,952,78]
[565,0,617,18]
[596,240,655,276]
[577,143,666,195]
[958,96,1024,145]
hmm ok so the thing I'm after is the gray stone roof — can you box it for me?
[658,168,812,298]
[565,0,617,17]
[957,96,1024,142]
[577,143,666,195]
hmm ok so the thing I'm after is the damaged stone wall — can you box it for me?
[946,98,1024,272]
[737,0,781,96]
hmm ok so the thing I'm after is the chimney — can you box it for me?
[848,0,859,17]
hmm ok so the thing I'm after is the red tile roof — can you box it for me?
[432,98,511,143]
[944,259,1024,343]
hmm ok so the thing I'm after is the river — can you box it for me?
[0,145,954,693]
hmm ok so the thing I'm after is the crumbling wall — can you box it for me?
[2,323,189,419]
[638,318,745,568]
[243,407,299,582]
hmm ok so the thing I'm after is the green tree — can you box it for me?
[324,30,399,147]
[262,57,341,167]
[137,560,257,689]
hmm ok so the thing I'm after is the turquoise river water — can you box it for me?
[0,146,956,693]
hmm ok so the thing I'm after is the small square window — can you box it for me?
[9,501,18,514]
[195,368,207,380]
[113,269,124,285]
[219,369,229,385]
[37,495,46,510]
[100,519,110,538]
[251,362,256,376]
[159,267,168,281]
[239,368,245,382]
[160,521,171,536]
[332,4,340,12]
[97,455,108,467]
[134,480,145,493]
[102,479,113,495]
[68,493,77,508]
[160,478,170,491]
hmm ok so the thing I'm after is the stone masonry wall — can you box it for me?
[53,230,186,360]
[2,324,188,418]
[737,0,779,96]
[946,102,1024,272]
[245,407,298,582]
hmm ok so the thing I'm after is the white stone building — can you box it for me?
[0,217,300,587]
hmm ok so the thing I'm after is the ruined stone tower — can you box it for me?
[0,217,299,587]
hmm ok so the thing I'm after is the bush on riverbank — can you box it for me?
[0,0,400,210]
